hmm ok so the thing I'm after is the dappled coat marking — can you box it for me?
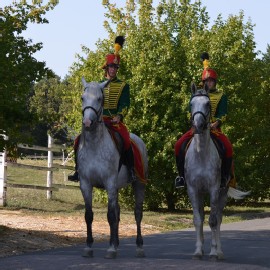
[78,78,148,259]
[184,83,250,260]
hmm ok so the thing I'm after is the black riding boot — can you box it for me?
[125,146,136,183]
[68,151,79,182]
[175,139,189,189]
[175,154,185,188]
[220,157,232,189]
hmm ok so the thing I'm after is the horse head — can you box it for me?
[190,83,211,134]
[81,77,109,130]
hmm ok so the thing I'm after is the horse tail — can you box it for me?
[227,187,251,200]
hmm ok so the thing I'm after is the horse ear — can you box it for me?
[99,80,110,89]
[191,82,197,95]
[204,82,209,93]
[82,77,87,87]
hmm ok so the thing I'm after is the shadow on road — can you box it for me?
[0,224,269,270]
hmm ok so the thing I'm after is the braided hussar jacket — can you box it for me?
[188,88,228,125]
[103,77,130,119]
[209,89,227,124]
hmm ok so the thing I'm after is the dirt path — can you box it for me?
[0,210,161,258]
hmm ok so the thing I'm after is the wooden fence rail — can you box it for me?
[6,183,59,191]
[7,162,59,171]
[17,143,65,153]
[0,134,75,207]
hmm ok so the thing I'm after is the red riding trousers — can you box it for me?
[74,116,131,152]
[174,128,233,157]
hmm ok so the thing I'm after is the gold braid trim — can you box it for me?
[209,91,223,122]
[104,81,126,110]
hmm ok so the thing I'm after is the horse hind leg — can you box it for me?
[209,215,219,261]
[215,189,228,260]
[209,219,224,260]
[133,181,145,258]
[208,192,219,260]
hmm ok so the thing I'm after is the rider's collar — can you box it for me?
[209,88,217,93]
[109,76,118,82]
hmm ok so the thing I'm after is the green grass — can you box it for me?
[6,158,84,212]
[2,159,270,232]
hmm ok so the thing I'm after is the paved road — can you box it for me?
[1,217,269,270]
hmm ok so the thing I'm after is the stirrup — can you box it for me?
[68,171,79,182]
[128,169,136,183]
[175,176,185,188]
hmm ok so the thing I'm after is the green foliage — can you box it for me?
[233,46,270,200]
[5,160,270,231]
[65,0,269,208]
[29,75,76,145]
[0,1,57,151]
[1,0,268,211]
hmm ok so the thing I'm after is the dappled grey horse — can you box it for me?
[78,78,148,259]
[185,83,250,260]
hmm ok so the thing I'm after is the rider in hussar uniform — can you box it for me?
[174,52,234,189]
[68,36,136,183]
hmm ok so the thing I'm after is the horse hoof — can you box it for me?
[104,250,117,259]
[136,248,145,258]
[218,253,225,260]
[82,247,93,257]
[209,255,218,261]
[192,254,202,260]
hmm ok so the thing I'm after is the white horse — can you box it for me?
[78,77,148,259]
[185,83,250,260]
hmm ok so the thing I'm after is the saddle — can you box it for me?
[107,128,125,157]
[210,133,226,159]
[183,134,226,159]
[107,128,147,184]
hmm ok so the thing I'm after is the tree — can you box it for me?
[0,1,57,151]
[67,0,267,208]
[233,46,270,201]
[29,75,75,146]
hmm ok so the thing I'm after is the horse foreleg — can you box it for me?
[80,182,94,257]
[188,189,204,259]
[105,193,120,259]
[82,208,94,257]
[193,213,204,259]
[134,182,145,258]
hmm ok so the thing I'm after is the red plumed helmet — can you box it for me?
[104,54,120,67]
[101,36,125,69]
[200,52,218,81]
[202,68,218,81]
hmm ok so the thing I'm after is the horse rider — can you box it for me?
[68,36,136,183]
[174,52,234,189]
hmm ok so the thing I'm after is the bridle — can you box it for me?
[82,86,104,125]
[190,93,211,132]
[82,105,102,120]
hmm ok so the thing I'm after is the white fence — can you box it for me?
[0,151,7,206]
[0,135,75,207]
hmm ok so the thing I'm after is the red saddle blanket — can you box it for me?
[131,139,148,184]
[107,128,147,184]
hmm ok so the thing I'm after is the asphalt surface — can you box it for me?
[0,217,269,270]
